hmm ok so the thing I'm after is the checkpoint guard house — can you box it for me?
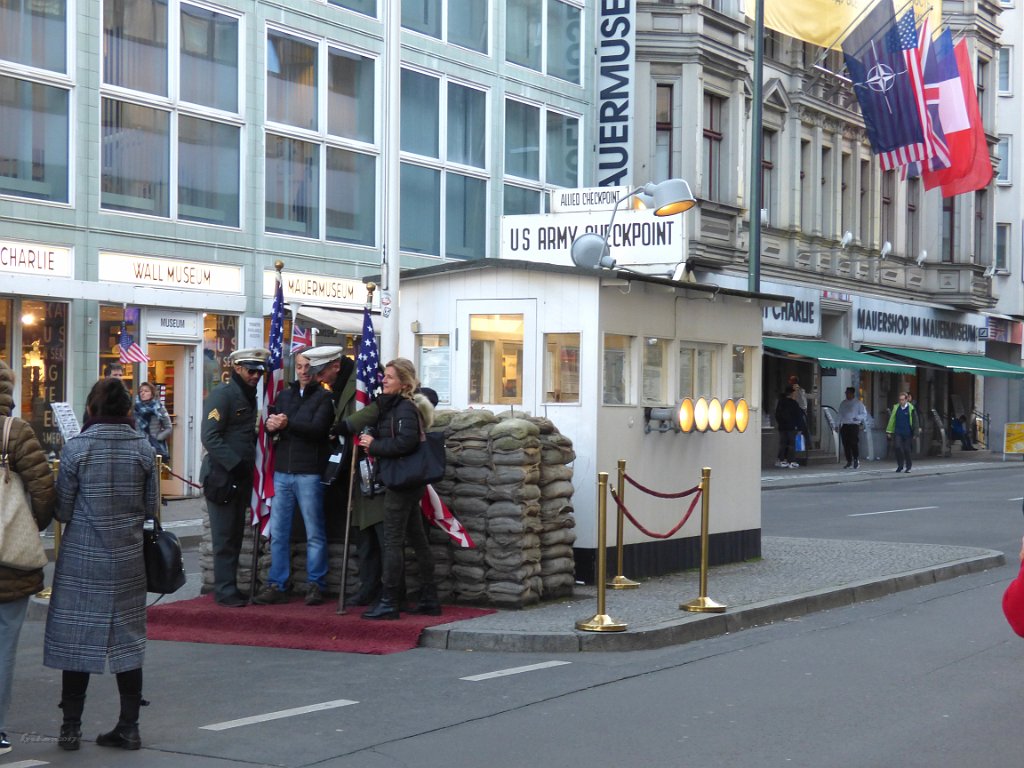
[394,187,788,580]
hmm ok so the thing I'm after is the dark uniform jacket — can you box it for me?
[272,380,334,474]
[200,372,258,482]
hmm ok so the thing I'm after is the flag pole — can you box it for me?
[748,0,764,293]
[337,281,376,615]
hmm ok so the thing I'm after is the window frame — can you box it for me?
[503,95,580,215]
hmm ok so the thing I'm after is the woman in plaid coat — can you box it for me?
[43,378,158,751]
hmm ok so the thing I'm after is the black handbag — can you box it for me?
[143,518,187,594]
[202,464,237,505]
[379,429,446,492]
[320,438,351,487]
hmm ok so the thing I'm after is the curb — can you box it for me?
[418,549,1005,653]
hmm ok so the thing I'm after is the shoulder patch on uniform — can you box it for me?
[207,408,220,421]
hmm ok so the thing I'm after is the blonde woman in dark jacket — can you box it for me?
[358,358,439,620]
[0,359,56,757]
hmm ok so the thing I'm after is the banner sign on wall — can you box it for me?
[852,297,984,354]
[596,0,635,187]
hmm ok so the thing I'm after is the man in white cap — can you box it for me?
[200,347,269,607]
[306,346,385,606]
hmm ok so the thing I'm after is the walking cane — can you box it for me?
[336,437,359,615]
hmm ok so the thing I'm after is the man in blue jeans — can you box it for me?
[886,391,919,473]
[254,351,335,606]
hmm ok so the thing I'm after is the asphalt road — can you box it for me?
[7,470,1023,768]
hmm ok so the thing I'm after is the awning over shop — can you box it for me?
[763,338,916,373]
[291,305,363,334]
[864,345,1024,379]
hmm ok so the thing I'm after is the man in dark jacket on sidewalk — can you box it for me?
[254,351,334,606]
[200,347,268,607]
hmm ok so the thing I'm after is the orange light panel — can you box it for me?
[735,399,750,432]
[694,398,709,432]
[722,399,737,432]
[678,398,695,433]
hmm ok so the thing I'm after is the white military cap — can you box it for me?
[303,346,345,370]
[229,347,270,371]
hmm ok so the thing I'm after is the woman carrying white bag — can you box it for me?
[0,359,56,757]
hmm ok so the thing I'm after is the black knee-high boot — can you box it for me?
[97,669,142,750]
[59,671,89,751]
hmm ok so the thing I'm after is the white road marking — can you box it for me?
[460,660,572,681]
[200,699,358,731]
[4,761,50,767]
[1010,497,1023,502]
[849,506,939,517]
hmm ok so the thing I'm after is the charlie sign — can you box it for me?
[501,210,683,268]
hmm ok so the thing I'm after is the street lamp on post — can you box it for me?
[569,179,697,270]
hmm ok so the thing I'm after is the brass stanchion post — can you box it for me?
[607,459,639,589]
[681,467,727,613]
[155,455,167,523]
[576,473,627,632]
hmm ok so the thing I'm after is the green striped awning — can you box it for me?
[763,338,916,373]
[865,346,1024,379]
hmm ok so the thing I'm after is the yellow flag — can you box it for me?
[745,0,942,50]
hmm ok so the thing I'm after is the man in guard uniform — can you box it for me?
[200,347,269,607]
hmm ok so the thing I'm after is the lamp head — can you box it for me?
[570,232,616,270]
[916,250,927,267]
[880,241,892,259]
[643,179,696,216]
[840,231,853,248]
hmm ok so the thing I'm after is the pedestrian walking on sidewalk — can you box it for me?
[44,377,158,752]
[774,386,807,469]
[838,387,868,469]
[886,392,919,473]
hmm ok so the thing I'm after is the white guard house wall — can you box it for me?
[394,260,781,581]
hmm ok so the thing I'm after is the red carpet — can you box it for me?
[147,595,495,655]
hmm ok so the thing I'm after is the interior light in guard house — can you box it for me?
[570,178,696,270]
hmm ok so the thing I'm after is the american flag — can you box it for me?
[118,317,149,364]
[421,485,474,548]
[354,307,381,409]
[290,323,312,354]
[251,273,285,536]
[877,10,933,170]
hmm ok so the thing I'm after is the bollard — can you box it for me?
[576,472,627,632]
[607,459,639,590]
[680,467,727,613]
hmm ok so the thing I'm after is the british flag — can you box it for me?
[290,323,312,354]
[251,273,285,536]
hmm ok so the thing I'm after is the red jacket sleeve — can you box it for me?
[1002,561,1024,638]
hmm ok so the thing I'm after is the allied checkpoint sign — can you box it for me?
[500,207,687,270]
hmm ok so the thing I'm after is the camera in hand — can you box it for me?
[359,428,384,497]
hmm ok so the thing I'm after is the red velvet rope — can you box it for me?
[623,472,701,499]
[609,486,701,540]
[163,466,203,490]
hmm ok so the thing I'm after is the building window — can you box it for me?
[642,338,670,405]
[679,344,716,400]
[996,223,1010,271]
[402,0,441,38]
[416,334,451,405]
[656,84,673,180]
[401,71,488,258]
[703,93,724,201]
[731,345,748,400]
[974,189,987,264]
[799,139,811,232]
[504,97,579,215]
[0,75,70,203]
[507,0,580,84]
[761,129,776,227]
[0,0,66,72]
[448,0,488,53]
[905,178,919,261]
[543,332,580,403]
[469,314,523,404]
[998,46,1011,94]
[840,152,852,238]
[880,170,895,250]
[21,299,68,452]
[859,159,871,246]
[977,59,988,122]
[997,136,1011,183]
[203,312,238,399]
[328,0,376,14]
[265,29,378,243]
[101,1,240,225]
[603,334,634,405]
[941,196,956,263]
[821,145,833,235]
